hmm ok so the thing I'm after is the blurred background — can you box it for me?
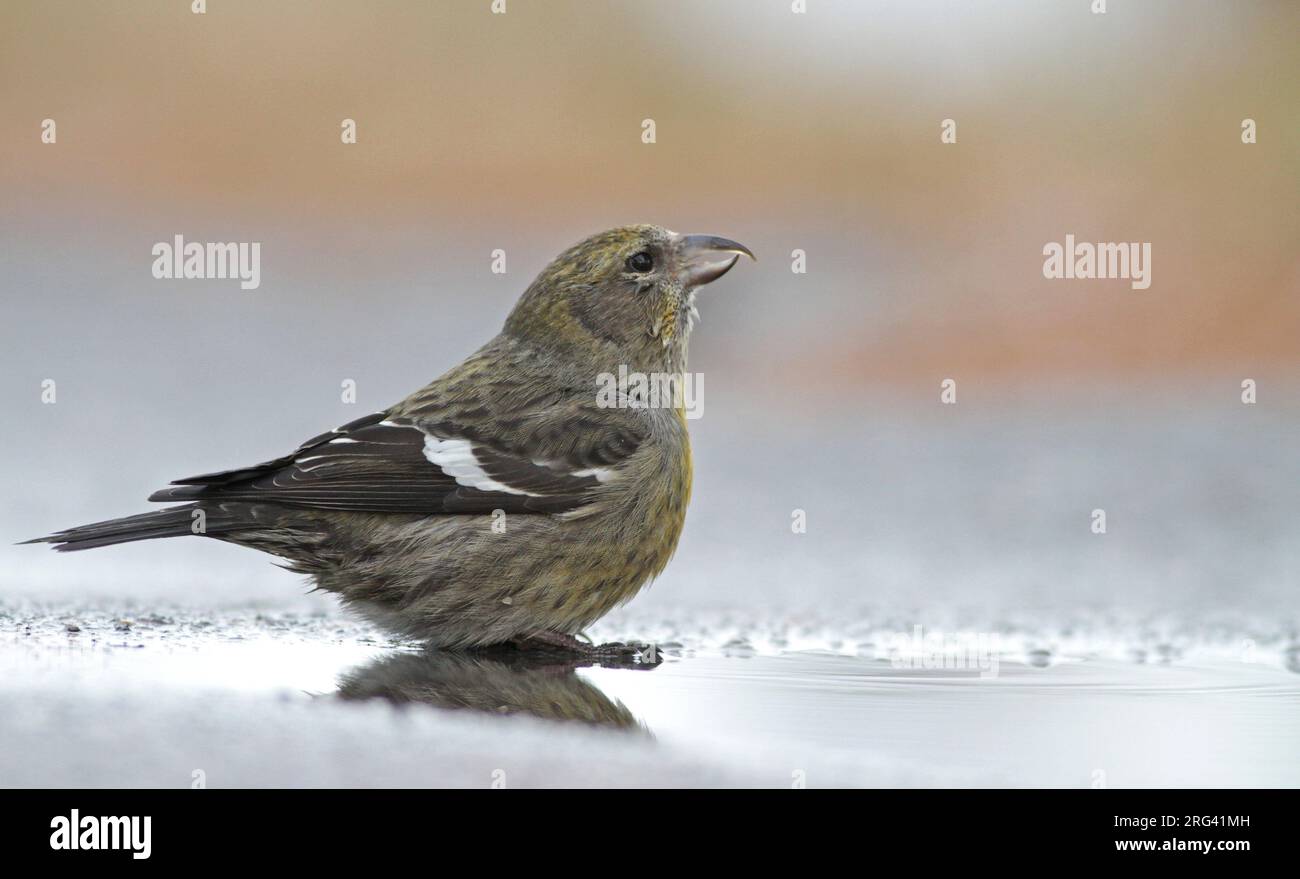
[2,0,1297,622]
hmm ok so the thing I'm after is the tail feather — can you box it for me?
[22,505,205,552]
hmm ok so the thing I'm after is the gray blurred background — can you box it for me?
[2,0,1297,622]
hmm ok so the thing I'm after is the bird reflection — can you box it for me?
[337,645,658,730]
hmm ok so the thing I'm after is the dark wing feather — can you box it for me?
[167,412,390,486]
[149,413,630,515]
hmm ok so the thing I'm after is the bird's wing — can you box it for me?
[148,406,645,515]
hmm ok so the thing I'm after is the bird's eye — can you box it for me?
[626,251,654,273]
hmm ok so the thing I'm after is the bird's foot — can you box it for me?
[508,631,589,653]
[507,631,662,666]
[589,640,661,664]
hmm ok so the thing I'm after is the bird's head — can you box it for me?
[504,224,754,374]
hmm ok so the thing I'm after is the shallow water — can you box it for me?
[3,599,1297,788]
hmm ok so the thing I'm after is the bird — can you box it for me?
[26,225,753,652]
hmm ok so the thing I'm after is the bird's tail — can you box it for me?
[21,505,207,552]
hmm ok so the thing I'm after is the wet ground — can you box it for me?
[3,597,1297,788]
